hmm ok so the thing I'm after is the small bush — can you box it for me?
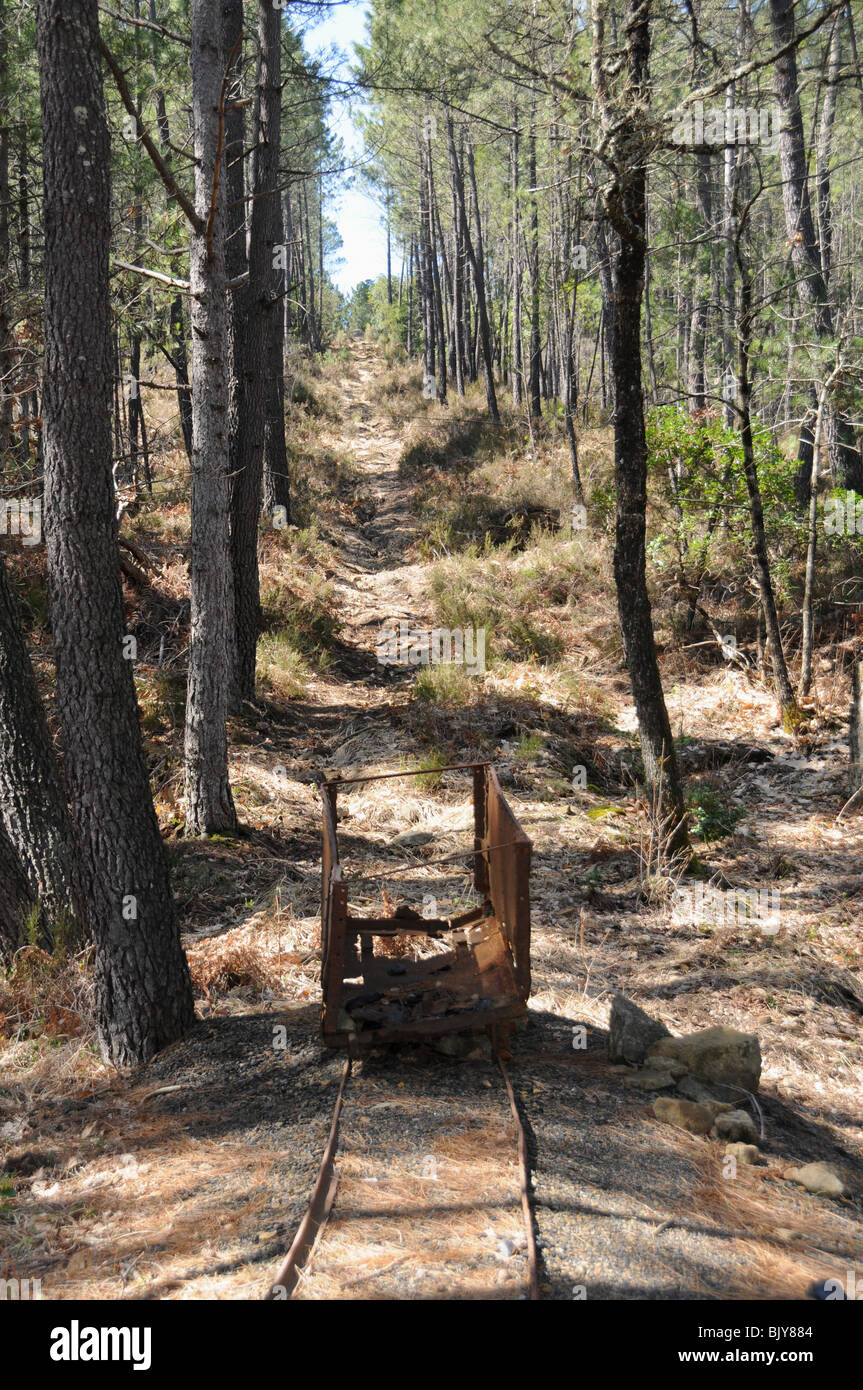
[687,785,745,841]
[256,633,309,699]
[413,662,478,705]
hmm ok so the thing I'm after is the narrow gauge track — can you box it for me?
[265,1050,539,1301]
[266,762,539,1300]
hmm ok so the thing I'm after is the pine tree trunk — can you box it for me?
[222,0,247,708]
[184,0,237,834]
[0,818,32,965]
[446,114,498,422]
[594,0,687,850]
[769,0,863,494]
[36,0,194,1064]
[263,173,291,521]
[231,0,283,707]
[0,555,83,942]
[735,208,799,723]
[0,0,15,470]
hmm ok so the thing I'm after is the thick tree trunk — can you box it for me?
[184,0,237,834]
[0,555,83,943]
[36,0,194,1064]
[0,819,32,966]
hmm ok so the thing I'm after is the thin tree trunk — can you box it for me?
[769,0,863,494]
[0,1,14,469]
[185,0,237,833]
[800,381,829,698]
[446,112,498,422]
[263,179,291,522]
[149,0,193,463]
[593,0,687,851]
[231,0,284,708]
[734,183,800,722]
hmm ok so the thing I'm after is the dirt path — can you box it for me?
[315,343,432,658]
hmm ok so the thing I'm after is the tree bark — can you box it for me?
[184,0,237,834]
[593,0,687,851]
[0,818,32,966]
[768,0,863,494]
[446,112,499,422]
[36,0,194,1063]
[231,0,284,706]
[734,184,800,723]
[0,555,83,943]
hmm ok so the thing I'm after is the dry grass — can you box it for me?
[681,1147,862,1299]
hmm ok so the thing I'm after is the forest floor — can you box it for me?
[2,342,862,1300]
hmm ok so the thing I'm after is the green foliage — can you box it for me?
[413,661,476,705]
[645,405,798,586]
[255,634,309,700]
[260,574,340,665]
[687,786,745,842]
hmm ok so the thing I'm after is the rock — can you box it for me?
[784,1162,845,1198]
[608,994,670,1065]
[624,1069,675,1091]
[389,831,435,849]
[649,1057,688,1078]
[652,1097,714,1135]
[676,1075,722,1106]
[675,1075,737,1113]
[432,1032,492,1060]
[647,1025,761,1091]
[725,1142,760,1166]
[714,1109,760,1144]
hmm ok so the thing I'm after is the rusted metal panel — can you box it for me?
[484,766,532,998]
[318,763,532,1047]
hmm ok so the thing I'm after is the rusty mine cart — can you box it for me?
[319,763,532,1048]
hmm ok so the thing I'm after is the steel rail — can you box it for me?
[264,1057,351,1301]
[265,1050,540,1302]
[496,1053,540,1301]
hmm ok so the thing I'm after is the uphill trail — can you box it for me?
[312,342,433,676]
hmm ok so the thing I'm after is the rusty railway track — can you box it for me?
[266,762,539,1300]
[264,1050,539,1301]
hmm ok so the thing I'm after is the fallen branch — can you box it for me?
[118,535,155,571]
